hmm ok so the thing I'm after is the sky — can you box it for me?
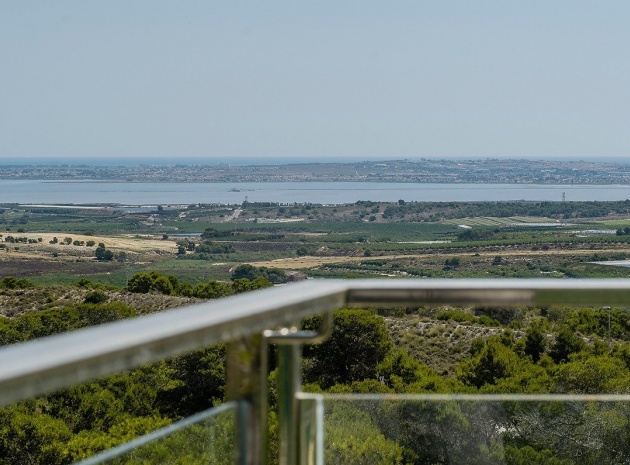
[1,1,629,161]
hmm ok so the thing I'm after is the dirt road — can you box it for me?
[248,247,630,270]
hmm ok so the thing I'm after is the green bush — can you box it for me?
[0,276,33,289]
[84,291,108,304]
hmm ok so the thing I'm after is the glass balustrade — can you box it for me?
[298,393,630,465]
[2,279,630,465]
[76,403,236,465]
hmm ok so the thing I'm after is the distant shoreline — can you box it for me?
[1,156,630,167]
[1,158,630,185]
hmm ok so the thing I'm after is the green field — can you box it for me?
[2,201,630,285]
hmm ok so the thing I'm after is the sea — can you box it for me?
[1,180,630,205]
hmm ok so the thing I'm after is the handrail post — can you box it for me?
[227,335,267,465]
[298,394,324,465]
[269,314,333,465]
[277,344,301,465]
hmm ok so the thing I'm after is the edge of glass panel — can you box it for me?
[74,401,236,465]
[296,392,630,402]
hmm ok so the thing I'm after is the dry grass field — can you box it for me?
[0,233,179,281]
[247,245,630,270]
[0,233,177,260]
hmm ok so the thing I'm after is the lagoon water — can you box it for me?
[2,180,630,205]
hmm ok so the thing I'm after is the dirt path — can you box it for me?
[248,247,630,270]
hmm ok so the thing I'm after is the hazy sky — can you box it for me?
[1,1,629,160]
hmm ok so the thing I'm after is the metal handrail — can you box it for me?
[2,278,630,407]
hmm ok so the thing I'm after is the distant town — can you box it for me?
[1,158,630,184]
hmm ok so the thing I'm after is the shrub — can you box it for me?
[0,276,33,289]
[84,291,108,304]
[230,264,287,284]
[95,246,114,261]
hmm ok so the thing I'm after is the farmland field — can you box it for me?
[1,200,630,284]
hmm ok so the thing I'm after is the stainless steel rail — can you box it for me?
[2,278,630,407]
[0,280,347,407]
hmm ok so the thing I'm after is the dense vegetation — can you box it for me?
[0,273,272,464]
[382,199,630,221]
[2,277,630,464]
[126,270,274,297]
[303,307,630,464]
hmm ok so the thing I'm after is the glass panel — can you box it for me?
[75,402,235,465]
[300,393,630,465]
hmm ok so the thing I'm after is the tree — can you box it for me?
[504,446,571,465]
[549,327,585,364]
[303,310,392,388]
[231,277,272,294]
[524,322,547,363]
[194,281,233,299]
[177,282,195,297]
[1,276,33,289]
[324,402,404,465]
[230,264,286,284]
[127,272,177,295]
[555,354,630,393]
[230,264,259,281]
[377,349,429,387]
[127,273,154,293]
[152,275,174,295]
[458,339,520,388]
[94,246,114,261]
[0,405,72,465]
[155,346,226,418]
[200,228,231,240]
[444,257,460,270]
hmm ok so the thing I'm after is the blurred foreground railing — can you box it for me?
[2,279,630,464]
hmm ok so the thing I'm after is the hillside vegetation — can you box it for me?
[1,272,630,463]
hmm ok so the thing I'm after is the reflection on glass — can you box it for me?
[304,394,630,465]
[76,402,235,465]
